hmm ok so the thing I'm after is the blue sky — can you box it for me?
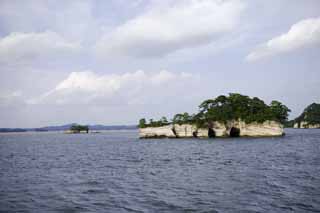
[0,0,319,127]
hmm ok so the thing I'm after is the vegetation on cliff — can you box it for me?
[294,103,320,126]
[139,117,169,128]
[284,120,295,128]
[139,93,290,128]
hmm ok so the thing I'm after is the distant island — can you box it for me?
[139,93,291,138]
[64,124,89,134]
[293,103,320,128]
[0,123,137,133]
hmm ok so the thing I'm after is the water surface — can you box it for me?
[0,129,319,212]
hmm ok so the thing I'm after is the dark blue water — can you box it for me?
[0,129,319,212]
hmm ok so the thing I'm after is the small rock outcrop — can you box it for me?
[293,103,320,129]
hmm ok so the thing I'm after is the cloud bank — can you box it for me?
[95,0,244,58]
[1,1,320,127]
[247,17,320,61]
[30,70,198,105]
[0,31,81,64]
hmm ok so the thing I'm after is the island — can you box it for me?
[293,103,320,128]
[138,93,290,138]
[64,124,89,134]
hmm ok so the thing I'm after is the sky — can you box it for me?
[0,0,319,128]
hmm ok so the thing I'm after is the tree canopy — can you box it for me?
[138,117,170,128]
[138,93,291,128]
[197,94,290,126]
[294,103,320,125]
[70,124,89,133]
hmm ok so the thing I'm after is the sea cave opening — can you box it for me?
[192,131,198,138]
[208,128,216,138]
[229,127,240,137]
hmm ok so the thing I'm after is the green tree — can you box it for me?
[295,103,320,125]
[199,99,215,114]
[197,93,290,124]
[173,112,192,124]
[305,103,320,124]
[138,118,147,128]
[160,116,169,125]
[270,100,291,124]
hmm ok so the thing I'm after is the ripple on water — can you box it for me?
[0,129,320,212]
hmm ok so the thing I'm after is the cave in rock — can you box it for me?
[192,131,198,138]
[229,127,240,137]
[208,128,216,138]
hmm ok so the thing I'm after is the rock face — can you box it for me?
[237,121,283,136]
[171,124,195,137]
[294,121,320,129]
[139,120,283,138]
[139,125,176,138]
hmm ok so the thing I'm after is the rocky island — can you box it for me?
[139,93,290,138]
[293,103,320,128]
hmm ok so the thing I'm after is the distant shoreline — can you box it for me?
[0,124,138,133]
[0,129,139,134]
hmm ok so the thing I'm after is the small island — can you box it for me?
[64,124,89,134]
[293,103,320,128]
[138,93,290,138]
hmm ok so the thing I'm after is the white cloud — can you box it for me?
[150,70,176,85]
[0,31,81,64]
[95,0,244,58]
[247,17,320,61]
[30,70,197,105]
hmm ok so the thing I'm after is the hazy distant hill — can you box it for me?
[0,128,28,133]
[0,123,138,132]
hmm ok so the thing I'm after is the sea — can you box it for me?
[0,128,319,212]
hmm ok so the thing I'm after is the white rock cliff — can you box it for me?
[139,120,283,138]
[294,121,320,129]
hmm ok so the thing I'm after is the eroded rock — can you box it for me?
[139,120,284,138]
